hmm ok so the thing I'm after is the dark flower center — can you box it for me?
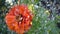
[16,14,23,23]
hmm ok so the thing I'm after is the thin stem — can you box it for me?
[18,0,20,5]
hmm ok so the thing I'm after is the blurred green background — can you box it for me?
[0,0,60,34]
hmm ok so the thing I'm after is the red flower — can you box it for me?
[5,4,33,34]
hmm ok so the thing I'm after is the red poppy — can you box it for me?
[5,4,33,34]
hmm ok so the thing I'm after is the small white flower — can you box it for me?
[6,0,14,5]
[6,0,12,3]
[34,5,38,8]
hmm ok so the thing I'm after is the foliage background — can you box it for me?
[0,0,60,34]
